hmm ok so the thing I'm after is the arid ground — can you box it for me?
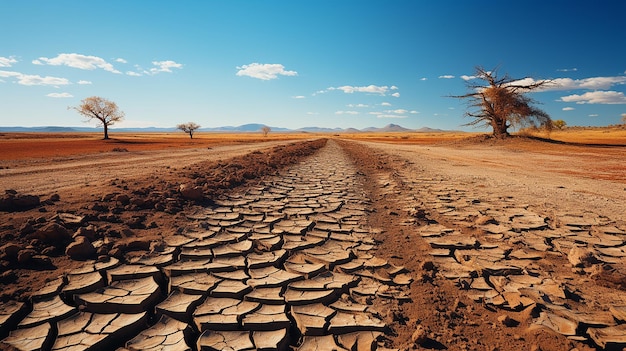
[0,129,625,351]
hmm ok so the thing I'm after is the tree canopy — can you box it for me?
[453,67,552,138]
[70,96,124,140]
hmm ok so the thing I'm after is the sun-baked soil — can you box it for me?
[0,131,625,350]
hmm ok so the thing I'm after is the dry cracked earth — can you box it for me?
[0,138,625,351]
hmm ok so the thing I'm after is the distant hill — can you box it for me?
[0,123,460,134]
[362,124,411,132]
[202,124,291,132]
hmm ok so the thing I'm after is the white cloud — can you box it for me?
[329,85,390,95]
[0,56,17,67]
[126,71,142,77]
[0,70,70,86]
[34,53,121,74]
[307,112,319,115]
[439,75,455,79]
[461,75,477,81]
[557,68,577,72]
[562,107,575,111]
[335,110,359,115]
[380,102,392,106]
[391,85,398,90]
[391,92,400,98]
[115,58,128,64]
[420,77,427,81]
[560,91,626,104]
[149,60,183,74]
[511,76,626,91]
[292,95,305,99]
[410,110,419,114]
[386,109,408,114]
[236,63,297,80]
[589,114,599,117]
[347,103,369,108]
[77,80,92,85]
[46,92,73,98]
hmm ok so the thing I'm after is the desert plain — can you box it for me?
[0,128,625,351]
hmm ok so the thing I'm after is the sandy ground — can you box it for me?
[0,139,307,199]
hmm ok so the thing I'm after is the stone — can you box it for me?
[0,193,40,211]
[179,183,204,201]
[0,243,22,260]
[66,236,96,260]
[28,223,70,243]
[17,248,37,264]
[73,225,98,241]
[567,247,597,267]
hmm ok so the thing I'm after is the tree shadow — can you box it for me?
[525,135,626,148]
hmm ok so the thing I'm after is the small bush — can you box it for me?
[112,147,129,152]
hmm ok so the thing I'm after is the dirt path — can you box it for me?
[1,140,409,351]
[0,140,302,196]
[1,138,625,350]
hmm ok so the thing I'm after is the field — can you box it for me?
[0,129,625,351]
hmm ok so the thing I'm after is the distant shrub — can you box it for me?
[112,147,129,152]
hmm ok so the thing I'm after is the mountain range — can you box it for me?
[0,123,455,133]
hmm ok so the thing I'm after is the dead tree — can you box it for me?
[70,96,124,140]
[452,67,552,138]
[177,122,201,139]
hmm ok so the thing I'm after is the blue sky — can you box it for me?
[1,0,625,130]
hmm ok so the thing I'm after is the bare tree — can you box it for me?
[261,126,271,137]
[177,122,201,139]
[452,67,552,138]
[70,96,124,140]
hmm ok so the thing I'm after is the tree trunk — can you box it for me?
[103,124,109,140]
[189,132,193,139]
[491,118,509,138]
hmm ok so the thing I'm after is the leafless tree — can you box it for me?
[261,126,271,137]
[452,67,552,138]
[177,122,201,139]
[70,96,124,140]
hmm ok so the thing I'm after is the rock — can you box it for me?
[115,194,130,205]
[66,236,96,260]
[73,225,97,241]
[28,223,70,243]
[568,247,597,267]
[179,183,204,201]
[17,249,37,264]
[411,324,428,345]
[0,193,40,211]
[0,243,23,260]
